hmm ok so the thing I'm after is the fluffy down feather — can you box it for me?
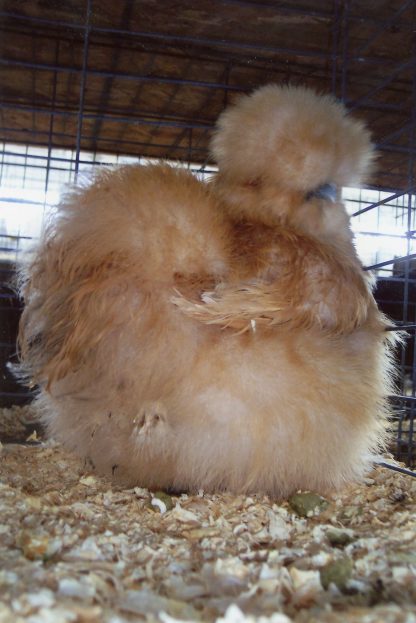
[18,85,395,497]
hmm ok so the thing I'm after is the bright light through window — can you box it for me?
[0,142,414,275]
[343,187,416,274]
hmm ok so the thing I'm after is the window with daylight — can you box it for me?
[1,141,414,274]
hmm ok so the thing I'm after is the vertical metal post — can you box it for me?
[22,145,28,187]
[187,128,193,169]
[74,0,92,178]
[331,0,342,96]
[340,0,350,104]
[196,62,232,173]
[0,142,5,187]
[407,29,416,465]
[44,40,60,211]
[222,61,231,110]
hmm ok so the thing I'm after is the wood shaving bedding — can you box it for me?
[0,404,42,443]
[0,410,415,623]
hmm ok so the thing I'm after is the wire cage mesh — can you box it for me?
[0,0,415,467]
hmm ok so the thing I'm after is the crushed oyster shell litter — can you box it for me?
[0,408,415,623]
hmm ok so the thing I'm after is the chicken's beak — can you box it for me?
[306,183,337,203]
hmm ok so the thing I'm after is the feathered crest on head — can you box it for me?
[211,84,375,193]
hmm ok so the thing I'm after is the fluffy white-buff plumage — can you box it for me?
[18,84,395,497]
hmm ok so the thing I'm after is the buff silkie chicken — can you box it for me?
[18,84,395,497]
